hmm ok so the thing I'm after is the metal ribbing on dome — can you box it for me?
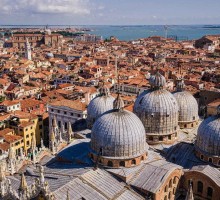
[134,89,179,136]
[91,110,148,159]
[195,115,220,156]
[173,91,199,122]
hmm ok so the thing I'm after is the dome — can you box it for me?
[195,111,220,165]
[149,71,166,89]
[134,72,179,144]
[173,79,199,129]
[87,87,115,128]
[91,97,148,167]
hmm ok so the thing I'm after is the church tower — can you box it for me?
[25,38,32,60]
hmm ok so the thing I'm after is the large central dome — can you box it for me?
[134,71,179,144]
[90,94,148,168]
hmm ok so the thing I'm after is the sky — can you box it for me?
[0,0,220,25]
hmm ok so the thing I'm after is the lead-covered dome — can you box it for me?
[134,72,179,144]
[195,107,220,166]
[90,95,148,168]
[87,86,115,128]
[173,79,199,129]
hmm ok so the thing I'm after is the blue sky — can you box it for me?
[0,0,220,25]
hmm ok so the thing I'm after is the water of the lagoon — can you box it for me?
[1,25,220,41]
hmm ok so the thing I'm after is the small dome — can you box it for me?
[87,88,115,128]
[91,109,148,160]
[149,71,166,89]
[173,90,199,124]
[195,114,220,157]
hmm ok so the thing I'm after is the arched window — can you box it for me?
[164,196,167,200]
[164,185,168,192]
[168,191,171,199]
[208,158,213,163]
[169,179,172,188]
[141,156,144,161]
[207,187,213,197]
[119,161,125,167]
[197,181,203,193]
[200,154,204,160]
[131,159,136,165]
[107,161,113,167]
[173,177,178,184]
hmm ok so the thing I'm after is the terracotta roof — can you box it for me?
[49,99,87,111]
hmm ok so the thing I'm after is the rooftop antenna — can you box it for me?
[164,25,168,39]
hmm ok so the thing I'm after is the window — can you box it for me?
[207,187,213,197]
[39,125,43,129]
[71,113,73,116]
[64,111,67,115]
[149,136,153,141]
[131,159,136,165]
[168,192,171,199]
[208,158,213,163]
[25,128,28,131]
[200,154,204,160]
[57,110,60,113]
[168,135,172,140]
[31,126,33,129]
[77,114,81,118]
[65,122,67,130]
[119,161,125,167]
[197,181,203,193]
[169,179,172,188]
[164,185,168,192]
[58,121,61,128]
[51,109,54,112]
[107,161,113,167]
[26,141,30,146]
[159,136,163,141]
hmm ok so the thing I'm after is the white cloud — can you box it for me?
[0,0,90,15]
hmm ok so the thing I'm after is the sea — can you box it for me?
[1,25,220,41]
